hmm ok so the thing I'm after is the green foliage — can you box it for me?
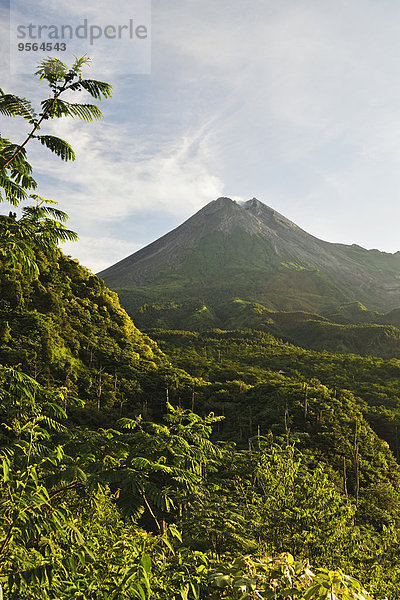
[0,366,203,598]
[150,328,400,457]
[0,364,378,598]
[128,297,400,360]
[0,197,77,277]
[0,55,112,206]
[35,135,75,161]
[207,553,374,599]
[0,56,112,280]
[0,251,180,415]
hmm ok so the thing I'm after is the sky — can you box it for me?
[2,0,400,272]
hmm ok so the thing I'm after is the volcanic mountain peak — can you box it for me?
[98,196,400,314]
[243,197,269,211]
[97,195,317,282]
[195,196,247,232]
[98,196,276,285]
[204,197,269,235]
[196,196,302,238]
[210,196,237,207]
[242,197,308,235]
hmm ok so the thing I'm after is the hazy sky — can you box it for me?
[2,0,400,272]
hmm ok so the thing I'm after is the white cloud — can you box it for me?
[62,235,140,273]
[32,116,224,219]
[25,114,224,270]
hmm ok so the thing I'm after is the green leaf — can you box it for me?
[0,93,36,121]
[180,585,189,600]
[168,523,183,542]
[2,458,10,481]
[35,57,68,82]
[67,79,113,100]
[132,583,146,600]
[41,98,102,121]
[190,582,200,599]
[282,589,301,598]
[212,574,231,588]
[303,584,322,600]
[35,135,75,161]
[141,554,151,575]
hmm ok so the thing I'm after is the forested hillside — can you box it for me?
[0,252,187,418]
[132,298,400,358]
[149,328,400,454]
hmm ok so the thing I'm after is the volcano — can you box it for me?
[98,197,400,316]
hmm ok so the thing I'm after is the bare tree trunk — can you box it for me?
[353,419,360,506]
[304,383,308,422]
[97,366,104,411]
[343,456,348,498]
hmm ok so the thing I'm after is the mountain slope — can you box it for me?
[0,252,191,415]
[99,197,400,317]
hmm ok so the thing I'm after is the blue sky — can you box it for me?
[2,0,400,272]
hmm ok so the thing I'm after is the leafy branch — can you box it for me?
[0,56,112,193]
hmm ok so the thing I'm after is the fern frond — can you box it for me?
[0,93,36,121]
[146,483,174,512]
[41,98,102,121]
[118,418,140,431]
[11,171,37,189]
[37,221,79,244]
[0,142,32,173]
[6,249,39,277]
[0,173,28,205]
[35,135,75,161]
[129,457,152,470]
[63,522,84,546]
[39,416,68,433]
[67,79,113,100]
[40,207,70,223]
[42,403,67,420]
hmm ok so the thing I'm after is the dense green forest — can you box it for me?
[2,57,400,599]
[129,298,400,359]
